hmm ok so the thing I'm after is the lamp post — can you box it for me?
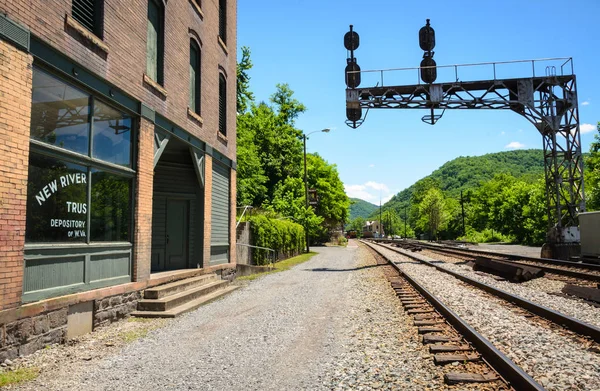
[303,128,330,253]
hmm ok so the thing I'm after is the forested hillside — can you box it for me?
[350,149,550,244]
[349,198,378,221]
[383,149,544,213]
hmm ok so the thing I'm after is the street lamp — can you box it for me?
[303,128,330,253]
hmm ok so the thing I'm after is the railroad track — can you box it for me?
[363,241,540,390]
[362,240,600,390]
[379,239,600,286]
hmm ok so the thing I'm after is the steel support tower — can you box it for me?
[346,59,585,259]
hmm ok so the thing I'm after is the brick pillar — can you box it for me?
[0,40,33,310]
[203,154,213,266]
[229,168,236,264]
[132,117,154,282]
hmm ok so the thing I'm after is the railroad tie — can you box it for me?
[422,334,461,343]
[434,353,480,365]
[417,326,445,334]
[429,344,472,353]
[407,308,434,314]
[413,313,440,320]
[444,373,499,384]
[414,320,444,326]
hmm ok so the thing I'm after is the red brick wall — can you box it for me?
[132,117,155,281]
[0,0,237,163]
[0,40,33,310]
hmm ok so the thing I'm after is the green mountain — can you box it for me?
[380,149,545,215]
[349,198,379,221]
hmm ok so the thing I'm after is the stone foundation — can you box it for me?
[93,291,142,328]
[0,307,67,362]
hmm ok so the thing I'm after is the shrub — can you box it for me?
[247,214,305,265]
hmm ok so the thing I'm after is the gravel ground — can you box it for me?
[412,247,600,329]
[4,242,451,391]
[465,243,543,259]
[372,243,600,391]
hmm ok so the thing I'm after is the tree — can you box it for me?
[270,83,306,126]
[236,46,254,114]
[418,187,447,240]
[585,122,600,210]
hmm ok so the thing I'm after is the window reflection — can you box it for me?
[26,155,88,243]
[30,69,90,155]
[93,101,132,167]
[91,169,131,241]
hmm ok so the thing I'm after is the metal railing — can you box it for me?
[236,205,253,229]
[236,242,277,265]
[348,57,574,88]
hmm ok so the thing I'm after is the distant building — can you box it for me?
[363,220,384,238]
[0,0,237,360]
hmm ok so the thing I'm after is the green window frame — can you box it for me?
[27,66,135,244]
[189,39,201,114]
[147,0,165,84]
[218,0,226,43]
[218,73,226,136]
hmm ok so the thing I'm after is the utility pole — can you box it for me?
[460,190,466,237]
[404,206,407,238]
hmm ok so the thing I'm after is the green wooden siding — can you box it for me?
[24,256,85,294]
[210,161,230,264]
[90,253,130,282]
[23,245,132,302]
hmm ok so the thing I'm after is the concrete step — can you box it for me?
[143,274,219,299]
[131,286,240,318]
[137,280,229,312]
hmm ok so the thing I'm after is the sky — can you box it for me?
[237,0,600,206]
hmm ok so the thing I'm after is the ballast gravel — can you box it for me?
[5,243,450,391]
[374,244,600,391]
[414,247,600,329]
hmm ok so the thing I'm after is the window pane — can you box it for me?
[219,74,226,135]
[31,68,90,155]
[26,154,88,243]
[93,100,132,167]
[91,169,131,241]
[147,0,160,81]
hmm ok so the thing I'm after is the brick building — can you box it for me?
[0,0,237,359]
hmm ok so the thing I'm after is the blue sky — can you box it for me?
[237,0,599,205]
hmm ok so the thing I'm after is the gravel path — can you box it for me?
[372,243,600,391]
[5,242,450,391]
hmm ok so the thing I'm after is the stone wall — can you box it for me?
[236,222,252,265]
[0,308,67,362]
[93,292,142,328]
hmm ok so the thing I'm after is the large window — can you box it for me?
[189,40,201,114]
[219,73,226,136]
[26,67,134,244]
[147,0,165,84]
[72,0,104,38]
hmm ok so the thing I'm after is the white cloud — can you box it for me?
[500,131,505,135]
[505,141,525,149]
[364,181,389,192]
[580,123,597,134]
[582,101,590,106]
[345,182,394,203]
[344,184,375,201]
[368,164,375,168]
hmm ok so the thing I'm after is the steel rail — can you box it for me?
[362,240,545,391]
[422,243,600,282]
[369,241,600,344]
[375,239,600,272]
[420,245,600,283]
